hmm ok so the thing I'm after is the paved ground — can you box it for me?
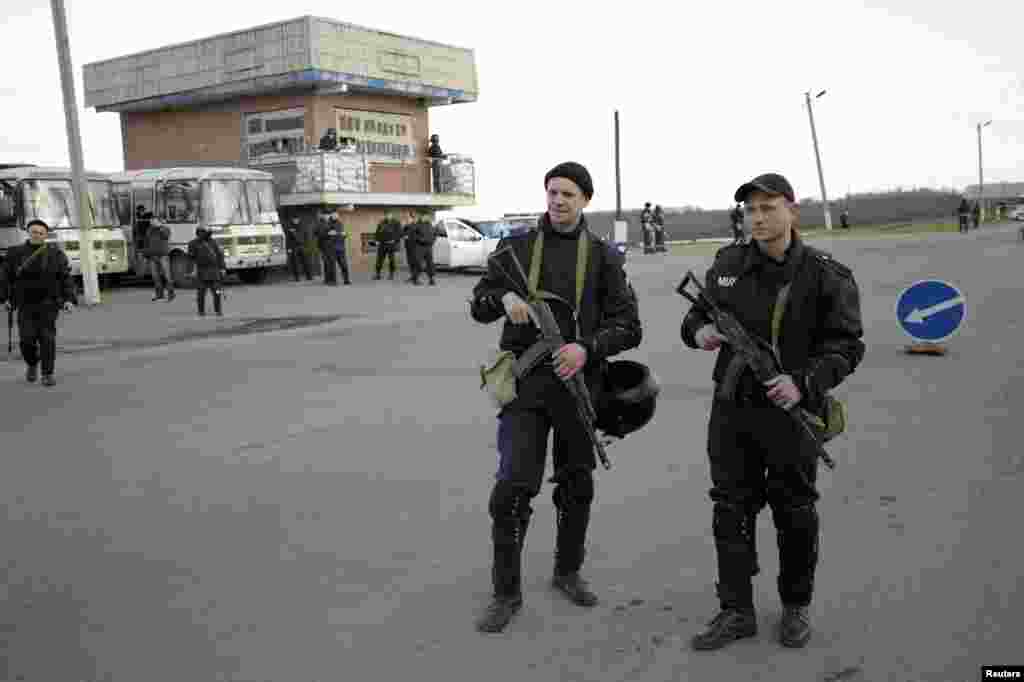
[1,224,1021,682]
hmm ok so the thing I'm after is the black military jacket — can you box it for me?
[681,234,864,413]
[0,241,77,307]
[470,213,642,371]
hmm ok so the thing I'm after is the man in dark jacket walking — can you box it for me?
[640,202,654,254]
[374,212,403,280]
[680,173,864,651]
[653,204,667,252]
[0,219,77,386]
[285,216,313,282]
[187,227,227,316]
[145,218,175,301]
[469,161,642,633]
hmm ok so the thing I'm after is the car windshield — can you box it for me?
[158,180,201,224]
[22,179,76,228]
[472,220,533,239]
[246,179,278,224]
[202,179,248,226]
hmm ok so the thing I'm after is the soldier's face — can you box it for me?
[546,177,590,226]
[28,224,47,244]
[744,192,794,246]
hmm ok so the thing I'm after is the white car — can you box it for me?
[432,217,500,271]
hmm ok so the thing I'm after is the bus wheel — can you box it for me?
[170,252,195,289]
[238,268,267,284]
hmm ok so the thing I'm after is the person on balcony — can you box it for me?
[319,128,339,152]
[427,134,446,193]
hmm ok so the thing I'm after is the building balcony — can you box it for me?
[249,148,476,209]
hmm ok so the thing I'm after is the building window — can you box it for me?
[245,108,306,161]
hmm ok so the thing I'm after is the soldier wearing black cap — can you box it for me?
[680,173,865,650]
[469,161,642,633]
[0,219,77,386]
[641,202,654,254]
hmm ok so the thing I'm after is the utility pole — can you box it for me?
[804,90,833,231]
[977,120,991,223]
[50,0,100,305]
[612,110,627,244]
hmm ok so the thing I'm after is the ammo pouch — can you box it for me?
[480,350,518,409]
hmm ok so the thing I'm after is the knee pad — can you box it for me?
[489,480,533,523]
[552,470,594,511]
[772,503,819,535]
[712,502,754,543]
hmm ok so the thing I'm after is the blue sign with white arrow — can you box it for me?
[896,279,966,342]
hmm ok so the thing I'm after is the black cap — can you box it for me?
[734,173,795,203]
[545,161,594,200]
[25,219,50,231]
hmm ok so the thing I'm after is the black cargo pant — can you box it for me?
[375,245,397,278]
[288,247,313,281]
[706,395,820,610]
[195,280,222,315]
[404,240,420,280]
[488,368,597,598]
[418,242,436,282]
[18,303,59,375]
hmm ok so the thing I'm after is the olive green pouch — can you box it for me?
[480,350,518,409]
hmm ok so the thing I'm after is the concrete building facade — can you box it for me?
[83,16,479,272]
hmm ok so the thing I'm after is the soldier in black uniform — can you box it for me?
[374,212,402,280]
[680,173,864,650]
[653,204,667,252]
[285,216,314,282]
[469,162,642,633]
[412,209,438,286]
[314,210,350,286]
[402,212,421,284]
[640,201,654,254]
[730,203,745,242]
[0,219,77,386]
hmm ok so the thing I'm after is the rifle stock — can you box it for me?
[678,270,836,470]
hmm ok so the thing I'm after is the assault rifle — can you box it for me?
[487,246,612,470]
[677,271,836,470]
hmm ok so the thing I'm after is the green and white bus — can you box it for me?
[0,165,130,279]
[110,166,286,286]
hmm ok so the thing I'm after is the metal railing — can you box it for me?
[248,149,475,197]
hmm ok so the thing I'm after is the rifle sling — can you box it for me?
[515,227,589,375]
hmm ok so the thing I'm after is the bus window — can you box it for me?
[22,179,75,228]
[246,179,278,224]
[157,180,200,224]
[0,180,17,228]
[113,184,132,227]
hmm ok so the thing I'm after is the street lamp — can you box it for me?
[804,89,833,230]
[977,120,992,223]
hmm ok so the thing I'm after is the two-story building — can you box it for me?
[83,16,478,272]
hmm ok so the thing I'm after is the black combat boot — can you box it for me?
[551,474,597,607]
[476,484,531,633]
[41,374,56,387]
[691,603,758,651]
[26,365,38,383]
[779,604,811,647]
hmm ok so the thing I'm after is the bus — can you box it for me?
[0,165,130,280]
[109,167,286,286]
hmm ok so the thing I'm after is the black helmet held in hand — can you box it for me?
[597,360,660,438]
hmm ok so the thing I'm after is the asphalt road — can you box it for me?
[1,224,1021,682]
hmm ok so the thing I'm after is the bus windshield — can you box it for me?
[246,179,278,224]
[157,180,200,224]
[203,179,249,226]
[0,179,17,228]
[22,179,76,228]
[87,180,118,227]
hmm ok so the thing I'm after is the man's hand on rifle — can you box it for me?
[554,343,587,380]
[695,323,727,351]
[501,292,531,325]
[764,374,802,410]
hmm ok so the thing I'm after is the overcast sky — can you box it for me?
[1,0,1021,217]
